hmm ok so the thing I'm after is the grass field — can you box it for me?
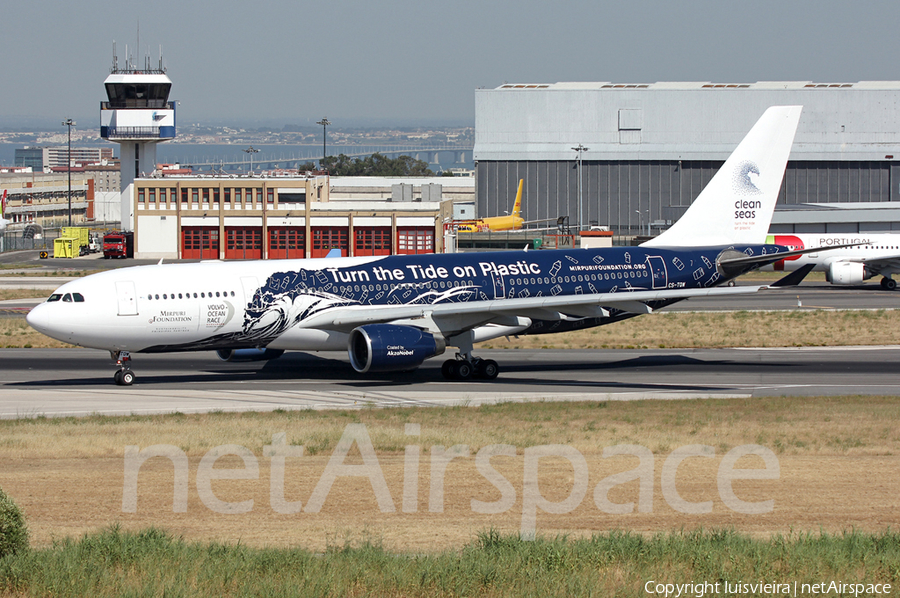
[0,398,897,595]
[1,526,896,597]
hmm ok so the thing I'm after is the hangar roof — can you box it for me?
[474,82,900,161]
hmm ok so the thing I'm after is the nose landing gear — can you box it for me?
[112,351,135,386]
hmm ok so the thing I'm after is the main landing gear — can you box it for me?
[441,356,499,381]
[880,276,897,291]
[440,331,499,381]
[112,351,135,386]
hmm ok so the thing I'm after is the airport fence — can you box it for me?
[0,229,57,254]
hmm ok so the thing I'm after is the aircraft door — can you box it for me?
[240,276,259,308]
[490,271,505,299]
[115,281,138,316]
[646,256,668,289]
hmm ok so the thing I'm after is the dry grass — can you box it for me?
[0,268,101,277]
[1,396,897,459]
[0,290,47,302]
[0,319,73,349]
[480,309,900,350]
[1,398,898,551]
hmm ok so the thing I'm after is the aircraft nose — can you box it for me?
[25,303,52,334]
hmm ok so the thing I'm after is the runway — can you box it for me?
[2,346,899,418]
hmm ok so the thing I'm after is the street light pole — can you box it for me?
[316,117,331,167]
[571,144,588,231]
[243,146,259,175]
[62,118,76,226]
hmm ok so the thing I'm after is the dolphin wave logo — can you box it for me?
[732,161,762,196]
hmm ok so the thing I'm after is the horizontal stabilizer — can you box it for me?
[770,263,815,287]
[717,242,862,278]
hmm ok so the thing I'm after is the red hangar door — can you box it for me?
[181,227,220,260]
[354,226,392,257]
[311,227,349,258]
[397,226,435,255]
[225,227,262,260]
[268,227,306,259]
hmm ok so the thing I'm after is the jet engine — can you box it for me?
[216,348,285,362]
[826,261,867,285]
[348,324,445,373]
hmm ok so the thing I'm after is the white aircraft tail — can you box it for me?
[642,105,802,248]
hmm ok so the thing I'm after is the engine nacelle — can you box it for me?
[827,261,866,285]
[216,348,285,362]
[348,324,445,373]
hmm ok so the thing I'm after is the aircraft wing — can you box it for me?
[295,284,770,336]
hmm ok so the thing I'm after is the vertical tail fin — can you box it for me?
[643,105,802,248]
[511,179,523,217]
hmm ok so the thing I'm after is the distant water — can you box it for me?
[0,142,474,172]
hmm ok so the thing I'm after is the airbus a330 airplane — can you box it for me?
[763,233,900,290]
[28,106,830,386]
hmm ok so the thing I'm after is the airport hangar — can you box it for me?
[473,81,900,237]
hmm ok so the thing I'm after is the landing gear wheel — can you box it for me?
[442,360,456,379]
[881,277,897,290]
[476,359,499,380]
[114,369,135,386]
[455,361,473,380]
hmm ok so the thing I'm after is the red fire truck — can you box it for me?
[102,231,134,259]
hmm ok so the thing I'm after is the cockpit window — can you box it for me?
[72,293,85,302]
[62,293,73,302]
[47,294,62,302]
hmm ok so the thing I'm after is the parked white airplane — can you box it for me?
[763,233,900,290]
[28,106,832,385]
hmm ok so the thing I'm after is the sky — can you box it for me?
[2,0,900,129]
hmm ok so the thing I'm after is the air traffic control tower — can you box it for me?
[100,47,175,230]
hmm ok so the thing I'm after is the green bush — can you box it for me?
[0,487,28,558]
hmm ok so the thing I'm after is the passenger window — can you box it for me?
[62,294,72,302]
[47,294,62,302]
[72,293,85,302]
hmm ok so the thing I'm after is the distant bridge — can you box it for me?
[179,145,472,173]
